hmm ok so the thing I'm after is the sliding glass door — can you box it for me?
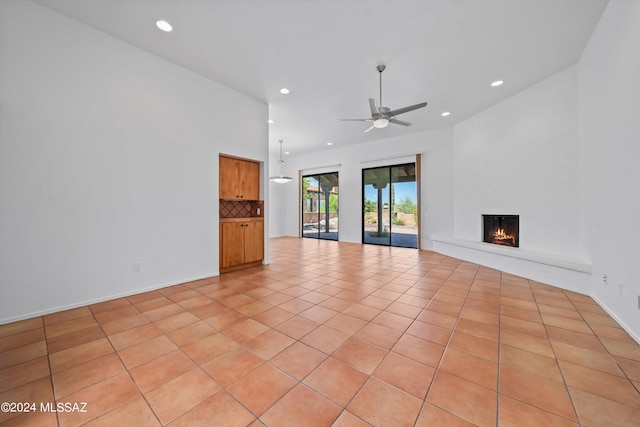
[301,172,339,240]
[363,163,417,248]
[363,167,391,245]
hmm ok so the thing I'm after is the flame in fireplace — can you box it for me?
[494,228,507,239]
[492,228,515,245]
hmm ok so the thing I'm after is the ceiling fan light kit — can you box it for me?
[373,118,389,128]
[339,64,427,133]
[270,139,293,184]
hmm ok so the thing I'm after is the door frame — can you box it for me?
[300,171,339,241]
[361,159,420,249]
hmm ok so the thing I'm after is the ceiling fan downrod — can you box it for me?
[377,64,385,107]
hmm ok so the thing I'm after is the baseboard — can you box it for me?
[220,260,263,273]
[0,272,219,325]
[591,294,640,345]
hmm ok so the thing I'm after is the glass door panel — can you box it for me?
[302,176,320,238]
[390,164,418,248]
[363,163,417,248]
[363,167,391,245]
[302,172,338,240]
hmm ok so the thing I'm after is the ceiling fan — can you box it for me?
[339,64,427,133]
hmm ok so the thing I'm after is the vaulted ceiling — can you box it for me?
[36,0,608,156]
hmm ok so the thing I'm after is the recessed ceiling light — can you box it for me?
[491,80,504,87]
[280,88,290,95]
[441,111,451,117]
[155,20,173,32]
[326,142,333,146]
[284,151,290,155]
[268,119,274,124]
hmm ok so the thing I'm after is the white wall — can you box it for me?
[579,0,640,338]
[432,65,591,295]
[0,0,268,323]
[268,154,289,238]
[270,128,454,249]
[453,66,581,259]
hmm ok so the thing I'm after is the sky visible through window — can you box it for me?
[364,181,416,205]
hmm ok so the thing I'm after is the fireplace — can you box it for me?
[483,215,519,247]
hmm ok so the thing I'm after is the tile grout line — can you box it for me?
[562,288,640,396]
[147,278,285,424]
[528,283,582,426]
[92,298,165,426]
[328,258,435,426]
[169,281,266,425]
[256,267,397,425]
[41,316,61,427]
[190,274,333,424]
[410,255,474,426]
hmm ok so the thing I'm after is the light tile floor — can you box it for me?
[1,237,639,426]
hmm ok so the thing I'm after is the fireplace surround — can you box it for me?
[483,215,519,247]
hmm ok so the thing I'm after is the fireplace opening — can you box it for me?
[483,215,519,247]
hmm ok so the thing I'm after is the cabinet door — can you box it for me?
[219,156,240,199]
[244,221,264,263]
[240,160,260,200]
[220,222,245,268]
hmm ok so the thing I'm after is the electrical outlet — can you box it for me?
[637,295,640,310]
[603,274,608,285]
[133,262,141,273]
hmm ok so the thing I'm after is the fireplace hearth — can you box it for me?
[483,215,519,247]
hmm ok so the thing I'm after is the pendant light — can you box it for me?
[270,139,293,184]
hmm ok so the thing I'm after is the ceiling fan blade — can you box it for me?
[388,101,427,117]
[337,118,372,122]
[389,118,412,127]
[364,124,375,133]
[369,98,379,116]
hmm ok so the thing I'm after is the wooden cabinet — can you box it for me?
[219,156,260,200]
[219,154,262,273]
[220,219,264,272]
[243,220,264,263]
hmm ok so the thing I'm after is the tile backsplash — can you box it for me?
[220,200,263,218]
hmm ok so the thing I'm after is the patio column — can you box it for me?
[322,183,330,233]
[372,181,387,235]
